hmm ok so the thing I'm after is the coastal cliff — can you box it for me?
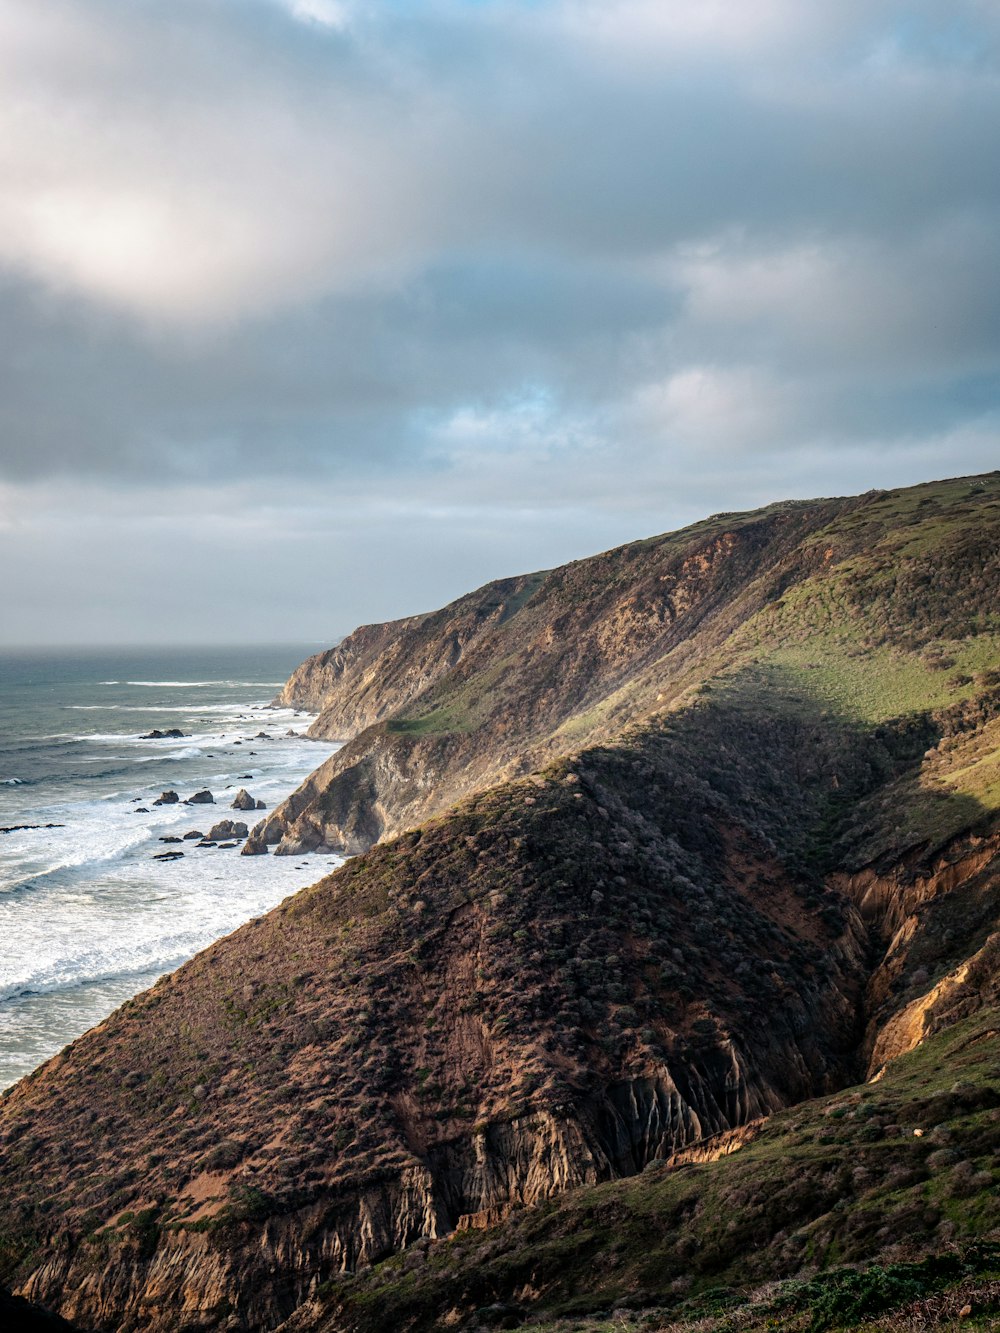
[3,473,1000,1332]
[252,496,858,854]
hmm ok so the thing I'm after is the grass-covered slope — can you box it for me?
[0,694,886,1331]
[259,473,1000,856]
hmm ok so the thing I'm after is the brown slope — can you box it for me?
[252,495,861,855]
[275,571,548,736]
[8,669,1000,1333]
[1,690,891,1333]
[5,474,1000,1333]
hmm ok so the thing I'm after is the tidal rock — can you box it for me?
[153,791,179,806]
[185,790,214,805]
[254,731,272,740]
[230,789,258,811]
[158,836,183,844]
[133,807,150,813]
[207,820,249,842]
[0,824,65,834]
[153,851,184,861]
[240,834,269,855]
[182,830,204,841]
[140,729,185,740]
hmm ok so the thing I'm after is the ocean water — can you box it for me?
[0,646,341,1091]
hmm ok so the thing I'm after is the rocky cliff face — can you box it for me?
[258,475,1000,862]
[253,497,860,855]
[3,473,1000,1333]
[276,572,547,736]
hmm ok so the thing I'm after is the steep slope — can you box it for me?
[0,697,877,1332]
[3,473,1000,1333]
[254,473,1000,856]
[283,1008,1000,1333]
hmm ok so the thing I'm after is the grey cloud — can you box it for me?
[0,0,997,643]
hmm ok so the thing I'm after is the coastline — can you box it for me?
[0,645,337,1089]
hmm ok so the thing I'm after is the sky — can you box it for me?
[0,0,998,646]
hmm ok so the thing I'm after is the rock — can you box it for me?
[140,729,185,740]
[185,790,214,805]
[133,807,150,813]
[254,731,272,740]
[158,836,183,844]
[0,824,66,834]
[218,842,238,849]
[196,840,218,847]
[230,789,258,811]
[207,820,249,841]
[241,835,269,856]
[182,830,204,841]
[153,851,184,861]
[256,799,267,809]
[153,791,180,806]
[238,774,254,780]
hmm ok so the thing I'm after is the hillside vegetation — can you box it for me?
[257,474,1000,858]
[2,473,1000,1333]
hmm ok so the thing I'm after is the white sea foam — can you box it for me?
[0,749,339,974]
[0,664,335,1089]
[67,703,292,713]
[105,679,286,688]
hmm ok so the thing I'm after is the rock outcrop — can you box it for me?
[206,819,249,841]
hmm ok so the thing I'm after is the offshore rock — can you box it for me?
[207,820,249,842]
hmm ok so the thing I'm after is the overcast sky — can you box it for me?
[1,0,998,645]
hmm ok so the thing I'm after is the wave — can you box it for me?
[0,957,187,1007]
[1,777,24,785]
[103,680,286,689]
[65,703,277,713]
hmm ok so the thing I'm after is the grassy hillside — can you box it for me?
[262,473,1000,858]
[3,473,1000,1333]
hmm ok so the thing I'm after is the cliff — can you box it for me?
[252,495,857,854]
[3,473,1000,1332]
[255,473,1000,860]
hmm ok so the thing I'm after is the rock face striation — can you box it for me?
[3,473,1000,1333]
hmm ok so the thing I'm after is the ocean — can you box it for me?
[0,645,341,1091]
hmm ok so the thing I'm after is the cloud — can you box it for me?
[0,0,997,642]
